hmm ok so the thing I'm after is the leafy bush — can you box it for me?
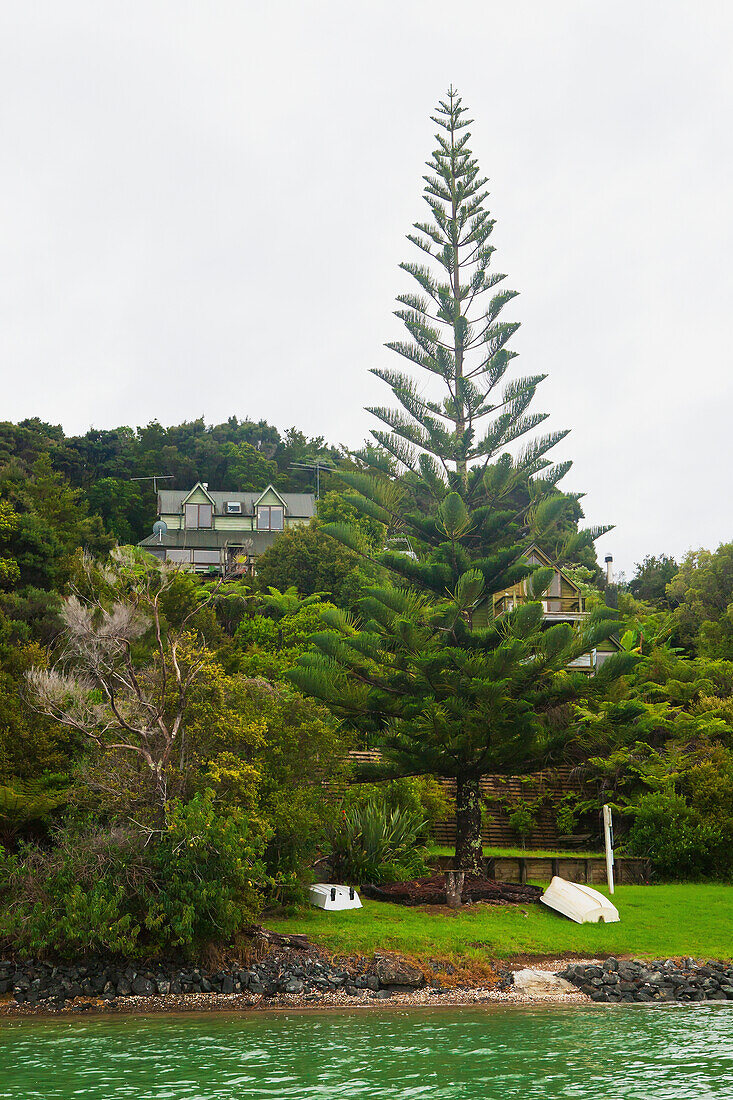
[625,790,727,880]
[329,799,429,885]
[505,796,544,848]
[0,792,264,958]
[554,792,585,835]
[344,776,452,828]
[507,805,535,847]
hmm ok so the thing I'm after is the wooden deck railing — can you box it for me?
[493,594,585,615]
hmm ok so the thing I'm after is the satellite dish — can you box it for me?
[153,520,168,541]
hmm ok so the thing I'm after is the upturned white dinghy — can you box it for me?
[308,884,362,911]
[540,876,620,924]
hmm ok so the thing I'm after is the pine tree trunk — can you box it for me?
[455,774,483,874]
[445,871,465,908]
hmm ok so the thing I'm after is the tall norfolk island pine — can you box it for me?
[292,89,631,871]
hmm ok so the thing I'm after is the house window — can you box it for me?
[185,503,213,529]
[257,506,284,531]
[193,550,220,565]
[166,549,193,565]
[226,501,242,514]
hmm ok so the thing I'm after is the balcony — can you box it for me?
[493,594,586,620]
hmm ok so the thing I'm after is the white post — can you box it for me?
[603,804,615,895]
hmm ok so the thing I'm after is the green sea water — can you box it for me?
[1,1004,732,1099]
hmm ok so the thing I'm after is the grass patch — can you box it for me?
[427,845,604,860]
[269,884,733,962]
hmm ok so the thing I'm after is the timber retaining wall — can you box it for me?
[430,854,651,885]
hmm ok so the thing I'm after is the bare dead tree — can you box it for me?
[27,548,221,815]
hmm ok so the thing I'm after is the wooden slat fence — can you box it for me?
[348,750,589,851]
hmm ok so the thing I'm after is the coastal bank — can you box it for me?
[4,949,733,1018]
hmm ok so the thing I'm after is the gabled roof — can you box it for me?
[253,484,288,508]
[157,487,315,518]
[181,482,216,506]
[522,543,582,594]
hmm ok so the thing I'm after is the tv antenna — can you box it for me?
[289,459,335,500]
[131,474,174,494]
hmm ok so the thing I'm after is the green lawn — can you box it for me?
[427,845,604,860]
[269,884,733,962]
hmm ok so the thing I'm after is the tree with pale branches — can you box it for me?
[27,548,220,815]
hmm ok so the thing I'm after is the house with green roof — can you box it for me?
[138,482,315,575]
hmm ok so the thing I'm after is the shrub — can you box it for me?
[554,792,583,836]
[344,776,452,828]
[507,805,535,847]
[625,790,727,880]
[329,799,429,885]
[145,793,265,953]
[505,796,544,848]
[0,792,264,958]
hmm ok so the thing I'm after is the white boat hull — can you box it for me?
[540,876,620,924]
[308,883,362,911]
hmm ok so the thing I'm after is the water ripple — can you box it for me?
[1,1005,732,1099]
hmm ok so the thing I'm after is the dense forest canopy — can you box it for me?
[0,416,341,543]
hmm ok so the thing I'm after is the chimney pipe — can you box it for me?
[605,554,614,586]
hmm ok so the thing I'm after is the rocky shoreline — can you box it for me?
[1,950,429,1011]
[2,951,732,1017]
[559,957,733,1003]
[0,949,584,1015]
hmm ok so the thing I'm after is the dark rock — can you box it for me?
[221,976,234,995]
[374,956,425,989]
[131,977,155,996]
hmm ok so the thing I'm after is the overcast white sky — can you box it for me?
[1,2,732,574]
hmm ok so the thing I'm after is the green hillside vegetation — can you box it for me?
[1,89,732,963]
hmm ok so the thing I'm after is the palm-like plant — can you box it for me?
[329,799,429,885]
